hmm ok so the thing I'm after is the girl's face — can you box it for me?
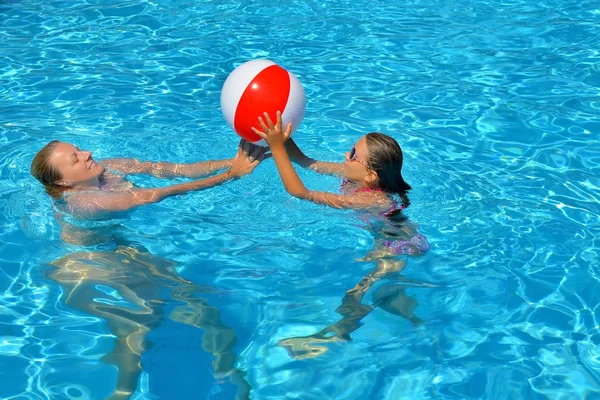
[49,142,105,187]
[343,136,373,184]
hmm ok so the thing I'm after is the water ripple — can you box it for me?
[1,0,600,398]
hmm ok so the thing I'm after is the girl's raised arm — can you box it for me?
[253,112,392,212]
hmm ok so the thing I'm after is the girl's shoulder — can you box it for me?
[341,179,405,215]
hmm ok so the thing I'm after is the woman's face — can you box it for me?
[49,142,105,186]
[343,136,372,183]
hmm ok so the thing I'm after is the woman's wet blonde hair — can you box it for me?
[30,140,68,198]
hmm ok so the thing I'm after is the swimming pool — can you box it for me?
[1,0,599,398]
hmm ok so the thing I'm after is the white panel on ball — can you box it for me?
[281,71,306,135]
[220,59,276,132]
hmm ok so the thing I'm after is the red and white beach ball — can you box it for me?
[221,59,306,144]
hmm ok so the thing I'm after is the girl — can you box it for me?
[252,112,430,358]
[252,112,411,214]
[251,111,428,257]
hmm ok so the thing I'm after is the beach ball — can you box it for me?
[221,59,306,144]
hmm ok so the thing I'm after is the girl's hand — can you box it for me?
[251,111,292,147]
[230,139,266,178]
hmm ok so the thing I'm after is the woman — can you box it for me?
[32,138,262,398]
[30,139,266,219]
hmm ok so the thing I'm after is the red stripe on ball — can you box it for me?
[234,65,291,142]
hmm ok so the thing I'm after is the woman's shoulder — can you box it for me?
[63,189,126,220]
[62,191,102,219]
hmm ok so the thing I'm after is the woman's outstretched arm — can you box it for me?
[101,157,233,179]
[68,141,265,219]
[99,138,246,180]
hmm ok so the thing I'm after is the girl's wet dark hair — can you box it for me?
[365,132,411,210]
[30,140,68,198]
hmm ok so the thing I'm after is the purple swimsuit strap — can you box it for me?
[384,233,430,255]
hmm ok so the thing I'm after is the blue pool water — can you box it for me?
[1,0,600,399]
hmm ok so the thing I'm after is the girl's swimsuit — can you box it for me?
[341,179,430,256]
[383,233,430,256]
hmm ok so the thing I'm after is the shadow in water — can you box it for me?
[48,245,250,400]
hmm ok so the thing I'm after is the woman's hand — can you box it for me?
[230,139,266,178]
[251,111,292,148]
